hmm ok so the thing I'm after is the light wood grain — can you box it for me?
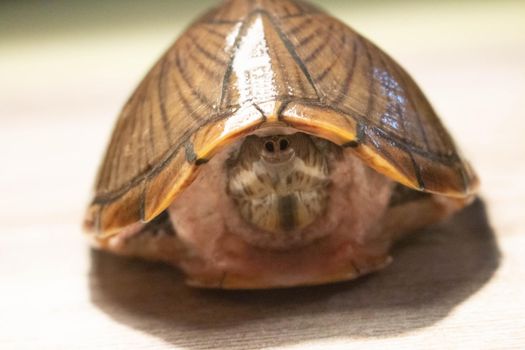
[1,1,524,349]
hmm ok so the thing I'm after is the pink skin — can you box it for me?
[96,135,466,289]
[167,140,394,288]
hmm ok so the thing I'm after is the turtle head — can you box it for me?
[226,133,331,248]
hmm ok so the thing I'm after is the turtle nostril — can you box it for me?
[279,139,289,151]
[265,141,275,153]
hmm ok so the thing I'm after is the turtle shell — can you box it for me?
[85,0,478,237]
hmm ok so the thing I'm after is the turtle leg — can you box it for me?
[89,211,185,267]
[382,184,472,242]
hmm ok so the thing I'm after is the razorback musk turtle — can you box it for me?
[84,0,479,289]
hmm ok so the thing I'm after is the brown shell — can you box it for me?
[85,0,479,237]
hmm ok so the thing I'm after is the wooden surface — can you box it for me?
[1,1,524,349]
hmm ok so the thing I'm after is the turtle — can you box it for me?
[84,0,479,289]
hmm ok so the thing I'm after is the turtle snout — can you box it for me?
[262,136,294,163]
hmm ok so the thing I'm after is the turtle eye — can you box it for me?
[265,141,275,153]
[279,139,289,151]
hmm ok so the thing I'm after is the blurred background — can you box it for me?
[1,1,524,349]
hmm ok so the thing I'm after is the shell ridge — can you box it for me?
[219,16,251,108]
[260,9,323,101]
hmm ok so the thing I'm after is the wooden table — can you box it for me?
[1,1,524,349]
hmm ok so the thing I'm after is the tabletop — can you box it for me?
[1,1,524,349]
